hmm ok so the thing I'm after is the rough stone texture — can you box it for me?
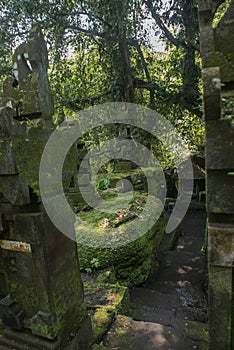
[0,141,18,175]
[1,24,54,118]
[0,25,93,349]
[209,266,232,350]
[202,67,221,120]
[103,315,209,350]
[206,170,234,214]
[0,107,14,140]
[198,1,234,349]
[206,119,234,169]
[215,1,234,59]
[208,224,234,266]
[0,175,30,205]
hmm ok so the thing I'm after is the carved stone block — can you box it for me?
[208,224,234,266]
[202,67,221,119]
[206,119,234,169]
[209,265,232,350]
[206,170,234,214]
[0,141,18,175]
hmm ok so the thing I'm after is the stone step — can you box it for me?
[103,315,209,350]
[0,328,58,350]
[130,288,193,326]
[159,250,205,268]
[146,251,206,290]
[131,306,192,326]
[130,287,181,310]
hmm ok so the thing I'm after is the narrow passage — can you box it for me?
[103,209,209,350]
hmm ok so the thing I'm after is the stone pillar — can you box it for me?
[198,1,234,349]
[1,24,54,118]
[0,25,93,349]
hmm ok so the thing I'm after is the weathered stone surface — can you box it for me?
[0,213,8,232]
[199,1,234,349]
[1,25,54,118]
[14,25,54,117]
[0,208,87,341]
[204,52,234,82]
[215,1,234,57]
[206,170,234,214]
[202,67,221,120]
[0,175,30,205]
[12,119,27,137]
[77,216,165,287]
[12,121,54,193]
[0,76,21,112]
[208,224,234,266]
[0,24,93,348]
[221,90,234,118]
[0,141,18,175]
[0,107,14,139]
[206,119,234,169]
[14,213,43,244]
[209,266,232,350]
[0,315,93,349]
[198,0,216,54]
[0,202,14,226]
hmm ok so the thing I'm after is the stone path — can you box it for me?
[102,210,209,349]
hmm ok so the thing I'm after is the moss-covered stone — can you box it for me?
[92,306,115,342]
[183,320,209,350]
[81,276,131,343]
[77,215,165,286]
[83,280,130,313]
[205,52,234,82]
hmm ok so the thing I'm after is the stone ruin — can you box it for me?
[0,25,93,349]
[1,24,54,119]
[198,1,234,349]
[1,4,234,348]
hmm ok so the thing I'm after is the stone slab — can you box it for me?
[14,213,43,244]
[206,170,234,214]
[208,223,234,266]
[0,107,14,140]
[206,119,234,169]
[0,316,93,350]
[202,67,221,120]
[0,141,18,175]
[209,265,232,350]
[0,175,30,205]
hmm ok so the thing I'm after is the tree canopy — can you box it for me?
[0,0,207,160]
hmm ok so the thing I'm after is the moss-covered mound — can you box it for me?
[76,193,165,286]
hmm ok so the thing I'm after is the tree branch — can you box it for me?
[128,39,152,82]
[144,0,186,48]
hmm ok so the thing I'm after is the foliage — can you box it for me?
[96,175,111,192]
[85,257,100,273]
[213,0,232,27]
[0,0,207,162]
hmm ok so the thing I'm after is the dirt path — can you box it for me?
[103,210,209,349]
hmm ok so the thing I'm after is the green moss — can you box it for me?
[206,52,234,81]
[12,122,76,194]
[115,255,152,286]
[78,216,165,286]
[92,306,115,342]
[30,311,60,340]
[83,280,130,315]
[78,191,147,227]
[104,315,133,347]
[184,321,209,343]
